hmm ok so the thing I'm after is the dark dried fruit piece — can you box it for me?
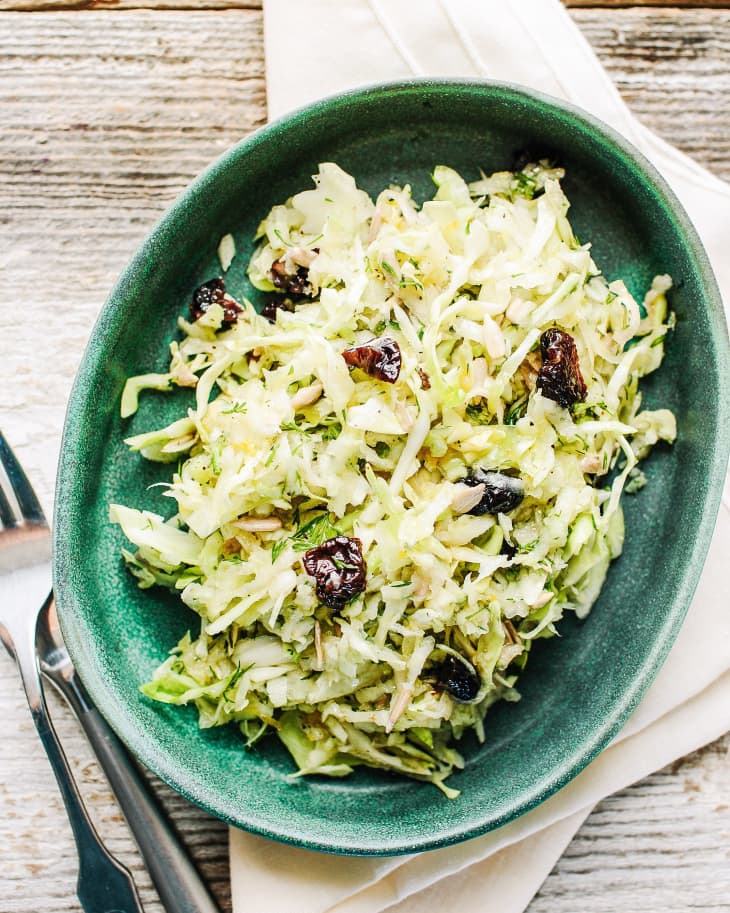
[456,468,525,516]
[270,258,313,297]
[417,368,431,390]
[500,538,518,560]
[536,327,588,408]
[261,297,296,323]
[342,336,402,383]
[431,653,482,703]
[303,536,367,608]
[190,277,243,328]
[264,257,317,322]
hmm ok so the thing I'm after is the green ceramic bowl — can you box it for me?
[54,80,729,855]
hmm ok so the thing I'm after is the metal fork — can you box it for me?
[0,431,144,913]
[38,596,223,913]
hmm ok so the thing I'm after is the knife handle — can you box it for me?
[54,671,222,913]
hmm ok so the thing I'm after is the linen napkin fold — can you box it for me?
[230,2,730,910]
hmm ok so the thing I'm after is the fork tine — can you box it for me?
[0,431,46,526]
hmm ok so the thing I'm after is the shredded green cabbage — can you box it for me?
[112,161,676,796]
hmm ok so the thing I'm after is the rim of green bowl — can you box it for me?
[54,78,730,855]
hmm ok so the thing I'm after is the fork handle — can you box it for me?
[11,615,144,913]
[51,671,222,913]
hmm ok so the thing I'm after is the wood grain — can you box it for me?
[0,1,262,9]
[2,1,729,12]
[533,736,730,912]
[0,6,728,913]
[573,7,730,180]
[567,1,730,7]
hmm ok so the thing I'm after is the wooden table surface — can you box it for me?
[1,1,728,911]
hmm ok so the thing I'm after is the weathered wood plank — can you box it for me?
[0,9,266,512]
[572,7,730,181]
[567,0,730,7]
[0,6,728,913]
[532,736,730,911]
[2,1,730,13]
[0,1,261,9]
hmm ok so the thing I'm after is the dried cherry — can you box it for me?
[342,336,402,383]
[500,538,518,560]
[270,259,313,297]
[190,277,242,328]
[456,468,525,515]
[431,654,482,703]
[303,536,367,608]
[261,297,295,323]
[536,328,587,408]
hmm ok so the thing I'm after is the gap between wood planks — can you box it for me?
[2,0,729,12]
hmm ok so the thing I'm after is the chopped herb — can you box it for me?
[650,334,666,349]
[373,318,400,335]
[512,171,537,199]
[271,539,288,563]
[504,398,528,425]
[223,664,245,700]
[374,441,391,458]
[290,513,341,552]
[320,422,342,441]
[465,401,492,425]
[222,402,247,414]
[380,260,398,279]
[273,229,291,247]
[264,442,278,467]
[572,401,607,420]
[399,276,424,291]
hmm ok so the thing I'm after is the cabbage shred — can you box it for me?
[112,162,676,796]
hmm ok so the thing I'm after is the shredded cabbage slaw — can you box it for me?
[112,161,676,796]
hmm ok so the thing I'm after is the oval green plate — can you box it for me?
[54,80,730,855]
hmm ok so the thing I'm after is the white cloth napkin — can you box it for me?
[230,2,730,911]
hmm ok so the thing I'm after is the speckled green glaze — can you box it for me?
[54,81,729,856]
